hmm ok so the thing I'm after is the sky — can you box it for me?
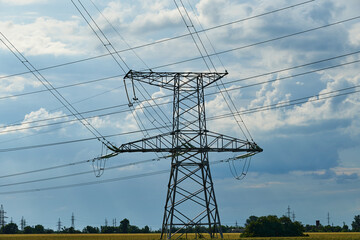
[0,0,360,231]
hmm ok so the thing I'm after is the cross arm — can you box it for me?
[112,130,262,154]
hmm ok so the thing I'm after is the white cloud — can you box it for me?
[349,23,360,46]
[129,8,181,34]
[0,75,41,97]
[0,108,66,135]
[0,17,89,56]
[87,116,111,129]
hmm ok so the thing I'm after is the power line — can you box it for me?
[0,11,358,156]
[0,125,170,153]
[0,20,358,117]
[0,1,324,82]
[0,85,358,153]
[207,87,360,121]
[0,157,234,195]
[0,158,91,179]
[151,15,360,70]
[0,170,169,195]
[89,0,150,70]
[0,16,357,111]
[1,47,359,127]
[1,55,359,135]
[72,0,171,165]
[71,0,129,73]
[0,49,359,138]
[0,156,167,187]
[1,77,359,138]
[210,50,360,88]
[174,0,253,142]
[0,32,117,151]
[0,74,123,101]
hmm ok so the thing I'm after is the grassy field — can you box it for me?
[0,232,359,240]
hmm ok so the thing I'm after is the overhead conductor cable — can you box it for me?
[0,32,117,152]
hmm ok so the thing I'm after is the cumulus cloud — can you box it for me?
[0,108,66,135]
[87,116,111,129]
[0,17,89,56]
[0,75,41,97]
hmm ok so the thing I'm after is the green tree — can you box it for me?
[34,224,45,234]
[120,218,130,233]
[245,215,258,226]
[129,225,140,233]
[1,223,19,234]
[44,228,55,234]
[142,225,150,233]
[242,215,304,237]
[102,226,118,233]
[352,215,360,232]
[23,226,34,234]
[61,226,81,234]
[83,226,100,233]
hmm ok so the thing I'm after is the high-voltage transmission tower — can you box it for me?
[111,71,263,239]
[20,216,26,231]
[71,213,75,229]
[57,218,62,232]
[0,205,8,229]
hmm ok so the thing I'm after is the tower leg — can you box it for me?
[161,152,223,239]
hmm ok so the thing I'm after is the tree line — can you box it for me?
[1,215,360,235]
[241,214,360,237]
[0,218,150,234]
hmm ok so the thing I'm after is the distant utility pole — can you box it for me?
[327,212,330,226]
[20,216,26,231]
[71,213,75,229]
[57,218,62,232]
[112,218,117,227]
[0,205,8,228]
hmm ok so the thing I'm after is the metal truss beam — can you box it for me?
[114,130,262,153]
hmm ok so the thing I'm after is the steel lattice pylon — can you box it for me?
[113,70,262,239]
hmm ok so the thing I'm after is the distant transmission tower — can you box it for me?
[57,218,62,232]
[20,216,26,231]
[327,212,330,226]
[292,211,295,222]
[287,205,291,218]
[0,205,8,228]
[71,213,75,229]
[105,218,108,227]
[111,71,262,239]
